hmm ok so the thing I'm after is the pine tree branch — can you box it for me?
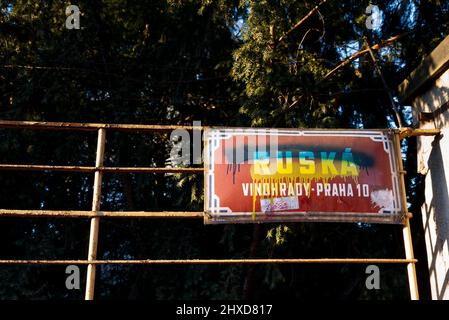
[364,36,404,127]
[323,33,408,80]
[278,0,328,44]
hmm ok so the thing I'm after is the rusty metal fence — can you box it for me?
[0,120,439,300]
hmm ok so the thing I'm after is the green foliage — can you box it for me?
[266,225,291,246]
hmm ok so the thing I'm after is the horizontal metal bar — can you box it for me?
[0,164,204,173]
[0,120,202,132]
[399,128,441,139]
[102,167,203,173]
[206,211,404,225]
[0,209,204,218]
[0,121,439,138]
[0,258,418,265]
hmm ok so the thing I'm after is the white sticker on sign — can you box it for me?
[260,197,299,212]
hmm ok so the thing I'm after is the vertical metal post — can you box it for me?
[85,128,106,300]
[403,215,419,300]
[395,133,419,300]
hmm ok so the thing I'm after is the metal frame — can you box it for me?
[0,120,440,300]
[203,128,406,225]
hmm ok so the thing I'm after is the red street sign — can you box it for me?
[204,128,405,224]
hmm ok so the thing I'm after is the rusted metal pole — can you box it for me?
[0,120,200,132]
[0,164,204,173]
[398,128,440,139]
[0,119,441,138]
[85,128,106,300]
[394,133,419,300]
[0,209,204,218]
[0,258,418,265]
[403,216,420,300]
